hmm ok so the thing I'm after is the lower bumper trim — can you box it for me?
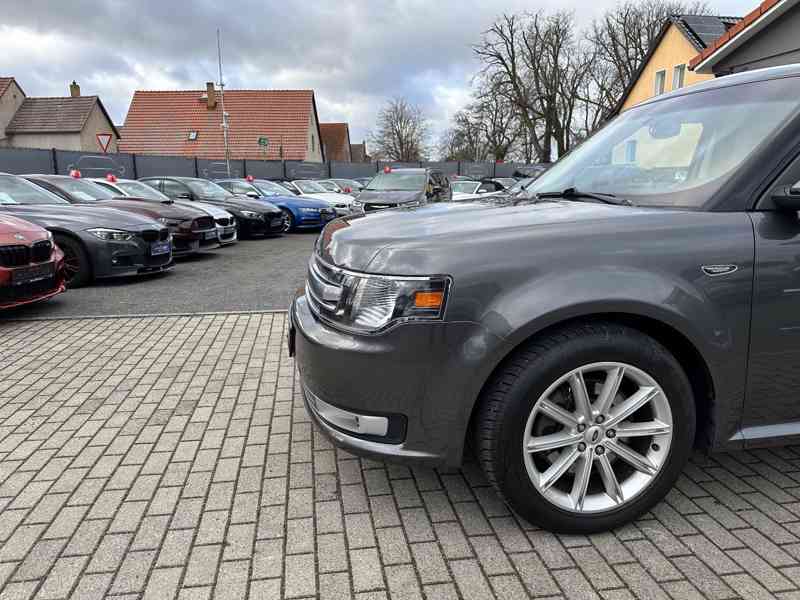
[306,386,388,436]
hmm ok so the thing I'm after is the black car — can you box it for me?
[351,168,451,213]
[25,175,219,257]
[140,177,285,237]
[0,173,172,287]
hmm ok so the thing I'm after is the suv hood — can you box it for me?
[357,190,424,206]
[0,204,162,232]
[320,199,680,272]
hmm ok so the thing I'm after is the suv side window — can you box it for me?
[162,179,188,198]
[232,182,253,195]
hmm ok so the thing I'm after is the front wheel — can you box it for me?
[54,234,91,288]
[281,209,294,233]
[473,322,695,533]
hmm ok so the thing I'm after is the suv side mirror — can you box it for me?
[772,180,800,211]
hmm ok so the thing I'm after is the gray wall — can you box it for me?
[715,5,800,74]
[0,146,547,181]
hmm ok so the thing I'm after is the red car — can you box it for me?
[0,214,66,309]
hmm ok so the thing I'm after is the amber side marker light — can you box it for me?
[414,290,444,309]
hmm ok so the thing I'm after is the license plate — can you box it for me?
[150,241,171,256]
[271,218,284,227]
[204,231,217,240]
[12,262,54,285]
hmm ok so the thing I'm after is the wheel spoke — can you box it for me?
[597,453,624,504]
[538,399,579,428]
[568,371,592,420]
[595,366,624,415]
[615,420,671,438]
[605,386,659,427]
[540,447,580,491]
[527,431,583,453]
[606,440,657,476]
[570,454,593,510]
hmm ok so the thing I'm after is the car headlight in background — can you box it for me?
[240,210,262,219]
[298,207,319,214]
[158,218,182,227]
[351,200,363,210]
[87,228,134,241]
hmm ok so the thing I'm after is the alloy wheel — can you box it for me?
[61,245,81,284]
[523,362,673,513]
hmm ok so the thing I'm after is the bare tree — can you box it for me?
[369,98,430,162]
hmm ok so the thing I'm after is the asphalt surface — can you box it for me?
[1,232,317,319]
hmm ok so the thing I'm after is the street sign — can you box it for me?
[257,136,269,147]
[96,133,113,153]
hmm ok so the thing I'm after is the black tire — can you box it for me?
[54,234,91,288]
[281,208,294,233]
[473,321,695,533]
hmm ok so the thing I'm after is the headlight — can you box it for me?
[308,261,450,333]
[240,210,262,219]
[158,218,182,227]
[87,228,134,241]
[46,230,53,241]
[298,207,318,214]
[351,200,363,209]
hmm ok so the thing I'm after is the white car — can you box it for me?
[280,180,353,216]
[90,177,238,246]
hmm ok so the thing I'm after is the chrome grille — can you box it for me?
[306,255,343,317]
[216,217,232,227]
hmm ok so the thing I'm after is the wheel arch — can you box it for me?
[50,229,95,279]
[465,312,715,460]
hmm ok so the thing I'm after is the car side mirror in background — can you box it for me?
[246,191,260,198]
[177,192,192,200]
[772,180,800,211]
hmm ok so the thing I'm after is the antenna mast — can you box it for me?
[217,29,231,177]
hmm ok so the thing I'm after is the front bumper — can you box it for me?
[296,210,337,229]
[290,293,500,467]
[239,213,285,236]
[173,228,220,255]
[218,225,238,245]
[89,234,174,279]
[0,260,66,309]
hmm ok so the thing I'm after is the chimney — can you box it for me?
[69,81,80,97]
[206,82,217,110]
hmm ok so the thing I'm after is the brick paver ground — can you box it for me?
[3,314,800,599]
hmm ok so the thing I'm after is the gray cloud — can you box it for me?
[1,0,758,145]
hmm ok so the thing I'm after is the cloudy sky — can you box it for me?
[2,0,755,147]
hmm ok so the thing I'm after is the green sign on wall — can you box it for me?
[257,136,269,147]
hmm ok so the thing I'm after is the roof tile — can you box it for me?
[119,89,317,161]
[6,96,100,134]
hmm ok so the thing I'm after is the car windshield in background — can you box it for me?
[317,181,339,192]
[186,179,233,200]
[527,78,800,208]
[365,172,426,192]
[253,180,289,196]
[452,181,480,194]
[507,178,534,194]
[119,180,169,200]
[54,178,117,202]
[0,175,70,205]
[294,180,327,194]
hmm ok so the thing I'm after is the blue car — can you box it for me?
[215,179,337,232]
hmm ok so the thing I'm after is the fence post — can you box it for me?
[131,153,138,179]
[242,158,247,177]
[50,148,58,175]
[194,157,199,178]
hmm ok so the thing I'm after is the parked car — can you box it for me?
[216,179,336,232]
[290,65,800,533]
[140,177,285,237]
[0,213,65,309]
[316,180,342,193]
[91,177,237,246]
[490,177,518,189]
[350,167,451,213]
[354,177,373,187]
[450,179,506,200]
[24,174,219,256]
[274,180,353,215]
[328,179,365,194]
[0,173,172,287]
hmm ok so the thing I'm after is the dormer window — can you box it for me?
[188,131,198,141]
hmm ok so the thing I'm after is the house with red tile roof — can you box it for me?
[690,0,800,75]
[0,79,119,152]
[119,83,325,162]
[319,123,352,162]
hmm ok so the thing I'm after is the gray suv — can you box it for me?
[351,167,451,213]
[291,65,800,533]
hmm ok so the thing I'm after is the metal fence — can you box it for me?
[0,147,547,181]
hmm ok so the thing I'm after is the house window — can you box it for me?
[673,64,686,90]
[188,130,198,141]
[654,70,666,96]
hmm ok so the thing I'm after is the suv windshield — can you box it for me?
[119,180,169,200]
[185,179,233,200]
[52,178,117,202]
[528,77,800,208]
[365,171,426,192]
[294,180,327,194]
[0,175,70,205]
